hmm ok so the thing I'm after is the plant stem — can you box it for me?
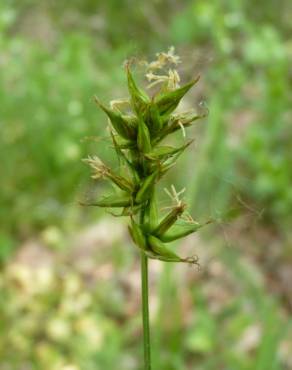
[140,209,152,369]
[141,253,151,369]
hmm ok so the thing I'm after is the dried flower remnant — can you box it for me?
[83,156,108,179]
[146,69,181,89]
[110,98,131,112]
[145,47,182,90]
[146,46,181,70]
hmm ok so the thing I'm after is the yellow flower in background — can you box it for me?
[62,365,80,370]
[6,263,54,295]
[46,317,71,342]
[75,316,104,350]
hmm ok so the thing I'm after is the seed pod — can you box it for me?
[137,117,152,153]
[146,250,199,265]
[110,131,140,184]
[153,203,186,237]
[79,193,133,208]
[157,113,205,142]
[135,171,158,203]
[147,235,186,262]
[153,153,180,180]
[155,76,200,115]
[126,65,150,114]
[148,190,159,231]
[159,221,208,242]
[106,170,135,194]
[146,146,179,160]
[144,189,158,232]
[170,113,205,132]
[145,140,193,161]
[95,97,136,140]
[157,157,177,178]
[159,144,190,178]
[128,218,148,251]
[144,250,179,263]
[147,236,199,265]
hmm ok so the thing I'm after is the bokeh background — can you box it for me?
[1,1,292,369]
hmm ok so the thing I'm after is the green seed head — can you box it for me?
[83,48,210,265]
[153,202,187,237]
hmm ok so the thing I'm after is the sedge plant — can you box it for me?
[82,48,210,370]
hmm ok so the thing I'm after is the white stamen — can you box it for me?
[164,185,186,207]
[110,99,130,111]
[178,120,186,138]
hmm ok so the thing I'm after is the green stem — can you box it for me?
[140,210,152,369]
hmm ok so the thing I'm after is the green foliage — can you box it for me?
[0,6,133,237]
[170,0,292,233]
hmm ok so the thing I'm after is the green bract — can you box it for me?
[84,59,209,265]
[155,77,200,115]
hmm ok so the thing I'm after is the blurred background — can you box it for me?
[0,1,292,369]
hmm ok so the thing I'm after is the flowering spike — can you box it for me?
[84,50,208,266]
[82,50,211,370]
